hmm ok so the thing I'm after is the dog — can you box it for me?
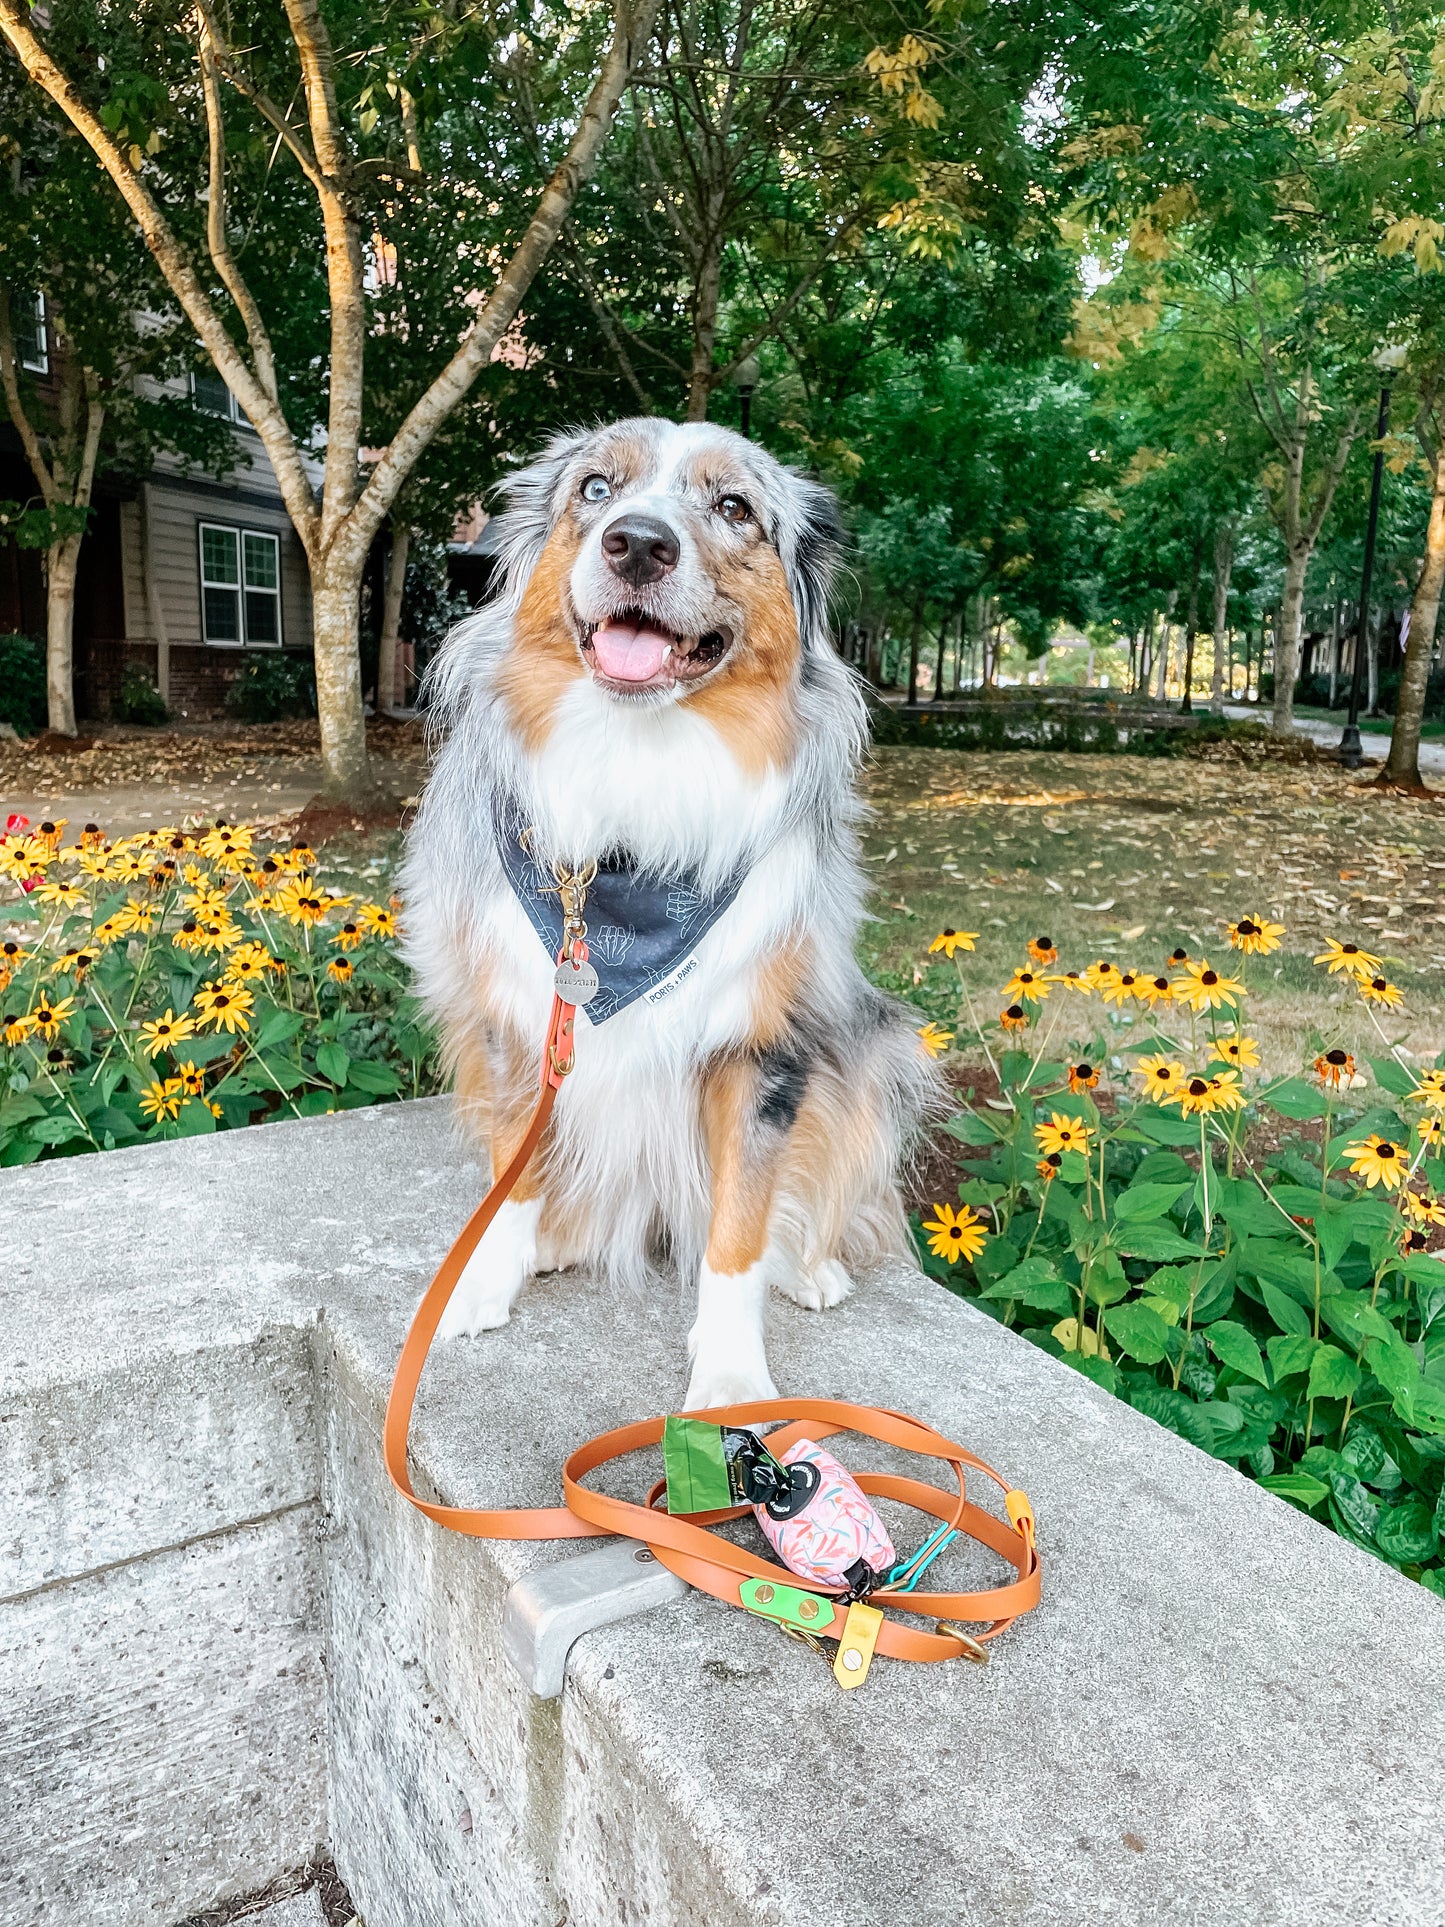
[401,418,938,1408]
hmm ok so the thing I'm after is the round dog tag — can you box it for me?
[554,958,599,1006]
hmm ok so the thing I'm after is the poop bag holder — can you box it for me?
[661,1417,895,1592]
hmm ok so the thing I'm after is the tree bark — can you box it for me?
[310,561,371,799]
[1180,567,1200,713]
[1367,608,1380,716]
[906,593,923,704]
[1210,520,1234,715]
[1272,546,1310,733]
[1382,446,1445,786]
[376,524,410,714]
[44,533,81,736]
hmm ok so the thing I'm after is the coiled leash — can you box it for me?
[384,858,1042,1687]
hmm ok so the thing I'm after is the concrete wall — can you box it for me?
[4,1100,1445,1926]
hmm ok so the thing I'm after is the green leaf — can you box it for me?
[1376,1498,1438,1566]
[1263,1279,1317,1341]
[1314,1204,1354,1276]
[1103,1300,1172,1364]
[344,1058,402,1095]
[1319,1292,1394,1348]
[973,1235,1021,1286]
[1267,1333,1320,1380]
[1366,1329,1421,1403]
[1113,1180,1192,1223]
[1132,1108,1201,1146]
[943,1110,1002,1146]
[1208,1320,1268,1385]
[27,1115,90,1147]
[1306,1345,1361,1401]
[1259,1078,1327,1120]
[1369,1055,1419,1099]
[1327,1471,1380,1541]
[316,1041,350,1087]
[1258,1472,1329,1509]
[257,1007,306,1050]
[1114,1223,1210,1262]
[1420,1569,1445,1599]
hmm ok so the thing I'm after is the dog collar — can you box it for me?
[491,793,747,1023]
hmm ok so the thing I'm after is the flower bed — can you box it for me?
[911,916,1445,1590]
[0,815,436,1163]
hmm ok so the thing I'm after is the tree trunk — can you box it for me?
[906,593,924,704]
[1271,546,1310,734]
[1367,609,1380,716]
[1180,570,1200,713]
[1327,600,1340,707]
[1210,521,1233,714]
[1383,448,1445,787]
[933,618,946,701]
[686,217,724,423]
[310,561,373,799]
[376,523,410,714]
[45,533,82,736]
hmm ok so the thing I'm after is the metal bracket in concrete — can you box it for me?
[502,1538,689,1698]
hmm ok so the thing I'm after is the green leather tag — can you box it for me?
[739,1576,833,1630]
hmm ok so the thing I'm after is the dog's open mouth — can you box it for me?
[578,610,732,692]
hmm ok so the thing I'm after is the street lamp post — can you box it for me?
[733,354,761,440]
[1339,344,1407,768]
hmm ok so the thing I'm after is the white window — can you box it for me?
[199,523,282,647]
[191,368,244,423]
[19,293,47,374]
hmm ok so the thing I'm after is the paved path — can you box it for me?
[1224,703,1445,774]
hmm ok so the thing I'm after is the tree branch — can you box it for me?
[0,285,57,504]
[193,0,325,195]
[0,0,321,556]
[197,15,279,403]
[561,228,654,410]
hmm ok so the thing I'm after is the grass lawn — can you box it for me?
[859,745,1445,1076]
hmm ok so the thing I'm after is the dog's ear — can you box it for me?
[489,427,595,597]
[781,475,845,651]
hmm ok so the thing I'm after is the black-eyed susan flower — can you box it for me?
[193,981,254,1034]
[928,927,978,959]
[1167,946,1190,966]
[1227,915,1285,956]
[1172,960,1244,1013]
[1166,1072,1218,1116]
[139,1078,185,1123]
[1,938,29,970]
[79,824,107,851]
[196,918,242,955]
[182,885,232,919]
[51,948,97,979]
[225,942,279,983]
[199,822,254,862]
[93,915,129,946]
[1136,1054,1185,1101]
[1213,1035,1260,1070]
[35,818,66,851]
[1402,1226,1433,1255]
[1135,972,1173,1006]
[1313,1048,1355,1087]
[77,850,111,878]
[113,899,159,935]
[1417,1115,1445,1151]
[999,1002,1029,1033]
[28,995,74,1039]
[1344,1135,1409,1189]
[1067,1061,1100,1094]
[1035,1112,1093,1157]
[1059,968,1093,995]
[2,1011,33,1045]
[1359,975,1404,1010]
[36,877,85,908]
[1409,1069,1445,1110]
[1099,969,1140,1007]
[1084,960,1123,992]
[359,902,398,938]
[107,851,150,884]
[1203,1067,1247,1112]
[1036,1151,1063,1185]
[1314,938,1381,979]
[917,1021,954,1058]
[174,1060,207,1098]
[1003,966,1050,1004]
[139,1009,198,1059]
[276,877,331,927]
[920,1202,989,1264]
[287,841,318,869]
[1027,936,1058,965]
[1404,1188,1445,1225]
[332,919,365,951]
[327,958,354,984]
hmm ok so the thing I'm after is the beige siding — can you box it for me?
[118,497,147,641]
[142,481,311,650]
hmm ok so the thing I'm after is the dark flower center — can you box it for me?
[1372,978,1387,991]
[1237,919,1259,935]
[1005,1004,1024,1019]
[1343,944,1359,956]
[942,928,955,937]
[1075,1064,1093,1078]
[1189,1079,1208,1095]
[1036,936,1052,948]
[1327,1050,1347,1065]
[1379,1142,1396,1158]
[1202,971,1218,986]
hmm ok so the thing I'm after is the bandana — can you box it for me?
[491,793,747,1023]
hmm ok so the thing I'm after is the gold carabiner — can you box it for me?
[935,1621,991,1664]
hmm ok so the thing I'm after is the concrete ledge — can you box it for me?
[4,1099,1445,1925]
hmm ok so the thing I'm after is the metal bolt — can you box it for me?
[842,1648,863,1672]
[798,1598,819,1621]
[754,1582,774,1603]
[633,1548,655,1563]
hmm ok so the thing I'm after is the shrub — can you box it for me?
[114,663,171,726]
[225,649,317,723]
[0,634,47,735]
[0,816,437,1163]
[910,920,1445,1592]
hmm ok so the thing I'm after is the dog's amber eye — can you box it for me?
[580,474,612,504]
[716,494,751,523]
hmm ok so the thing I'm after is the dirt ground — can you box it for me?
[3,724,1439,1068]
[862,744,1445,1072]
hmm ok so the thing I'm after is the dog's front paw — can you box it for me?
[683,1352,779,1412]
[773,1258,853,1312]
[434,1198,539,1339]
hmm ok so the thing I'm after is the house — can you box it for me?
[1,300,314,721]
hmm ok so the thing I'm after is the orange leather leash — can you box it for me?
[384,933,1042,1666]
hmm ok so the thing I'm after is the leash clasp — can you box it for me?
[549,856,597,947]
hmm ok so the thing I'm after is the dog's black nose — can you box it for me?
[600,513,680,586]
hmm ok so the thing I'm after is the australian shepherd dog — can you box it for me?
[402,418,938,1408]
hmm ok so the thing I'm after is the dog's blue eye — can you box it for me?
[581,475,612,504]
[716,494,750,524]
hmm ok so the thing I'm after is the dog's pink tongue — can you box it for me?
[590,621,673,683]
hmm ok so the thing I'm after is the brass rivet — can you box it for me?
[754,1583,774,1604]
[842,1648,863,1672]
[798,1598,819,1620]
